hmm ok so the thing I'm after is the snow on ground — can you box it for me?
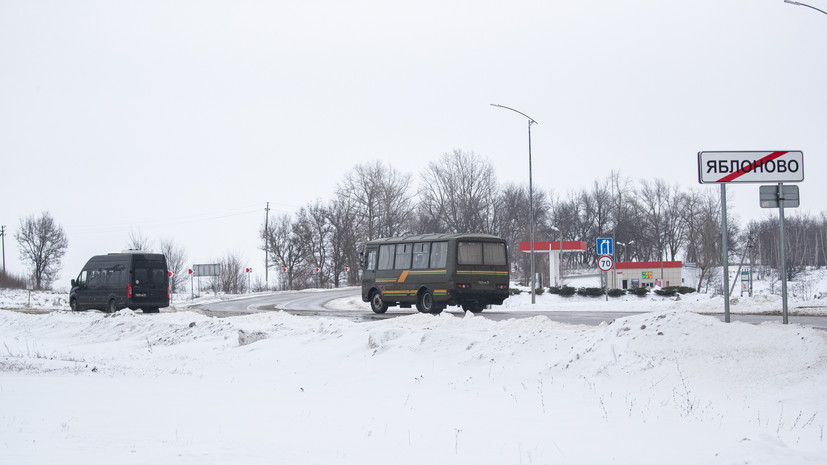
[1,270,827,464]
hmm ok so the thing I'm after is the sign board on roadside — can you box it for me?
[759,185,800,208]
[598,255,614,272]
[596,238,613,255]
[697,151,804,184]
[193,264,221,277]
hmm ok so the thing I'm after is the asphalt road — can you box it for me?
[196,288,827,330]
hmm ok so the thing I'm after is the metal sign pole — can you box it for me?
[779,182,789,324]
[721,183,731,323]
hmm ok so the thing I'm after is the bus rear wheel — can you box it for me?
[463,302,484,313]
[370,291,388,314]
[416,289,443,314]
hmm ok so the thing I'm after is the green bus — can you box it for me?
[360,233,510,314]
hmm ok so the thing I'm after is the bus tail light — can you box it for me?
[457,283,471,289]
[497,284,508,290]
[127,283,133,298]
[168,285,170,299]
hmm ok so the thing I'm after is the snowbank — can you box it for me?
[1,307,825,464]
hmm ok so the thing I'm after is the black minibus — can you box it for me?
[70,252,169,313]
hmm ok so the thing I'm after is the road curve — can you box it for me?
[195,288,827,329]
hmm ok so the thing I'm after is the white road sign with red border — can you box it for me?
[697,151,804,184]
[598,255,614,272]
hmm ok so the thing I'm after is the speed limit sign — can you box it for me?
[598,255,614,271]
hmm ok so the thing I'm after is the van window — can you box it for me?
[134,266,165,288]
[88,269,102,287]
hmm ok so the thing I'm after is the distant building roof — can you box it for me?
[615,261,682,270]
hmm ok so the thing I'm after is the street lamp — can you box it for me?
[491,103,538,303]
[616,240,635,262]
[784,0,827,15]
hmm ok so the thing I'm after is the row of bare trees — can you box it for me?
[748,213,827,281]
[9,152,824,293]
[261,150,826,292]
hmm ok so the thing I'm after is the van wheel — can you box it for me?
[370,291,388,314]
[417,289,443,314]
[143,307,160,314]
[70,299,79,312]
[108,299,117,313]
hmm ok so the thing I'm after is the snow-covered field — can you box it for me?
[1,271,826,464]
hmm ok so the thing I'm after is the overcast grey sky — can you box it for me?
[1,0,825,286]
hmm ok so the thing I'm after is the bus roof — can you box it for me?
[365,233,504,246]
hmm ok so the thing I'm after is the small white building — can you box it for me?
[611,261,683,289]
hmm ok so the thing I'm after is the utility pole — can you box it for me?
[264,202,270,289]
[0,225,6,275]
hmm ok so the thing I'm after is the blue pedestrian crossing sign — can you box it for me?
[596,238,613,255]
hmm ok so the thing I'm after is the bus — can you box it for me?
[359,233,510,314]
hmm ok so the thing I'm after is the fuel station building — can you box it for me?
[612,261,683,289]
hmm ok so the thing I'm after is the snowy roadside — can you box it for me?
[2,284,827,317]
[1,303,826,464]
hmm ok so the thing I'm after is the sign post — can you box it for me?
[193,264,221,297]
[598,255,614,301]
[698,151,804,324]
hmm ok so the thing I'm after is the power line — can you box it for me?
[64,203,280,235]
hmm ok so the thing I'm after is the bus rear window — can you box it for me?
[483,242,507,265]
[458,242,506,265]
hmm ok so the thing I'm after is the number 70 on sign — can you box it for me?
[598,255,614,272]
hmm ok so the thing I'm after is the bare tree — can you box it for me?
[217,251,247,294]
[327,195,359,287]
[418,149,499,234]
[159,238,187,293]
[261,213,307,290]
[337,161,413,240]
[293,201,331,288]
[15,211,68,289]
[681,189,739,293]
[126,229,153,251]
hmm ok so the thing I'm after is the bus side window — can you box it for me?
[378,244,395,270]
[430,242,448,268]
[366,250,377,271]
[395,243,412,270]
[412,243,430,269]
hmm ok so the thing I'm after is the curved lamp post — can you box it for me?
[491,103,538,303]
[784,0,827,15]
